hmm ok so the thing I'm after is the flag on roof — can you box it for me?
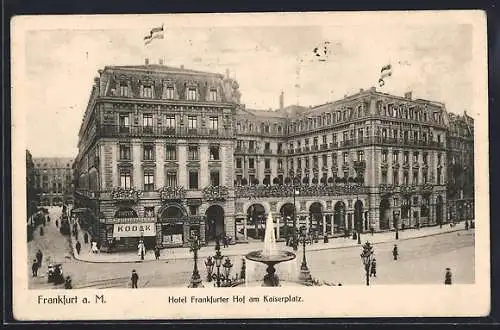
[380,64,392,74]
[144,25,164,45]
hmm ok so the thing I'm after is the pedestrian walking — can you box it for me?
[55,220,59,228]
[131,270,139,288]
[47,215,51,223]
[40,226,44,236]
[36,249,43,267]
[64,276,73,289]
[370,258,377,277]
[154,246,159,260]
[223,234,228,248]
[370,226,374,236]
[32,259,39,277]
[75,241,81,255]
[444,268,452,285]
[84,232,89,244]
[392,244,399,261]
[465,221,469,231]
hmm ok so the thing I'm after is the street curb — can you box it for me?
[70,227,469,264]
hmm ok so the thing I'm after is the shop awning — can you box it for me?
[108,217,156,224]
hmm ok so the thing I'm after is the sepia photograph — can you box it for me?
[12,11,489,320]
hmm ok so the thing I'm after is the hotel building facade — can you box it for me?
[73,61,471,251]
[33,157,74,206]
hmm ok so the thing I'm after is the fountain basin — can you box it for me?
[245,250,296,264]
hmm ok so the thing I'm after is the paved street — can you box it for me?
[28,207,474,289]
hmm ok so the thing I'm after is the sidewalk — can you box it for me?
[70,220,472,264]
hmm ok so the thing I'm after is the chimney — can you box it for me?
[144,58,149,65]
[279,90,284,109]
[404,91,412,100]
[359,88,364,93]
[159,58,164,65]
[180,65,184,69]
[370,86,376,92]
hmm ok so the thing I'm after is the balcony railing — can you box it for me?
[235,183,368,198]
[109,187,142,203]
[202,185,229,202]
[97,124,233,138]
[263,149,273,154]
[159,186,186,201]
[320,144,328,150]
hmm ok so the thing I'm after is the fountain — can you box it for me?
[245,213,296,287]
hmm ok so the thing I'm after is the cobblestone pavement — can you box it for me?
[28,206,474,289]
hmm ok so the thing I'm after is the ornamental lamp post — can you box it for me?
[213,240,224,287]
[188,234,203,288]
[222,257,233,285]
[204,256,215,282]
[360,241,374,286]
[298,225,312,283]
[394,211,400,240]
[292,176,300,251]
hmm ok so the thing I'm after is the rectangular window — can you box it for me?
[165,115,176,129]
[277,159,283,169]
[404,152,409,163]
[332,134,337,143]
[393,171,399,185]
[165,86,174,100]
[143,114,153,133]
[413,172,418,184]
[343,152,348,164]
[119,144,131,160]
[382,170,388,184]
[297,158,302,168]
[143,86,153,98]
[188,116,197,130]
[403,172,409,185]
[382,150,388,162]
[144,171,154,191]
[209,89,217,102]
[120,84,129,97]
[413,152,419,163]
[264,142,270,151]
[249,158,255,169]
[209,117,218,131]
[423,170,428,183]
[120,171,131,189]
[165,144,177,160]
[343,132,349,141]
[305,158,310,168]
[119,115,130,133]
[322,135,327,144]
[189,171,199,189]
[236,175,242,185]
[143,144,155,161]
[393,151,399,162]
[236,158,242,169]
[313,137,318,146]
[188,146,199,160]
[166,171,177,187]
[277,143,283,153]
[356,151,364,161]
[248,140,255,150]
[332,153,337,165]
[209,145,220,160]
[322,154,328,166]
[313,156,318,167]
[210,171,220,186]
[423,153,428,164]
[265,159,271,169]
[187,88,197,101]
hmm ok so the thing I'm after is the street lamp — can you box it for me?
[298,225,312,283]
[206,239,235,287]
[188,234,203,288]
[394,211,400,240]
[356,193,361,245]
[360,241,374,286]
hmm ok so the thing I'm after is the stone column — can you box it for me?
[132,140,142,188]
[276,214,280,240]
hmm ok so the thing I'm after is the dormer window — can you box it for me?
[142,85,153,98]
[209,89,217,102]
[120,83,129,97]
[187,88,197,101]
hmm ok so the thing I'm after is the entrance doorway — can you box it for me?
[379,198,391,230]
[247,204,266,239]
[354,200,364,233]
[334,201,346,233]
[205,205,225,242]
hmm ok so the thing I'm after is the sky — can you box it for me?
[20,14,476,158]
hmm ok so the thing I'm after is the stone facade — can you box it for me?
[73,62,473,252]
[33,157,74,206]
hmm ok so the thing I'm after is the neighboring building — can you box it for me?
[446,111,474,221]
[33,157,74,206]
[73,61,465,252]
[26,150,37,217]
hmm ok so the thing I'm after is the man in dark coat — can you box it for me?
[84,232,89,244]
[154,246,160,260]
[392,244,399,261]
[131,270,139,288]
[36,249,43,267]
[32,259,39,277]
[64,276,73,289]
[445,268,452,285]
[75,241,81,255]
